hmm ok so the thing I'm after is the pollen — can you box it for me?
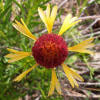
[32,34,68,68]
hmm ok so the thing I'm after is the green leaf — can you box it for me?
[66,55,77,65]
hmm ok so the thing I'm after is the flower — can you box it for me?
[5,4,94,96]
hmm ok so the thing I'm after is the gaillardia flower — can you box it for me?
[5,4,94,96]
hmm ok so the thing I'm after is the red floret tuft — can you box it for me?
[32,34,68,68]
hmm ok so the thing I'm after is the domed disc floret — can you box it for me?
[32,34,68,68]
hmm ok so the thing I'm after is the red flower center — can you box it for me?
[32,34,68,68]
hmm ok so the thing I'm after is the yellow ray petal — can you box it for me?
[46,18,52,33]
[46,5,57,33]
[7,54,30,63]
[7,48,19,53]
[70,49,94,55]
[55,75,62,95]
[69,38,94,49]
[59,19,81,36]
[5,54,16,58]
[15,19,37,41]
[38,5,57,33]
[48,68,61,96]
[46,4,50,18]
[62,63,83,88]
[5,51,31,58]
[68,71,79,87]
[71,77,79,87]
[59,20,81,36]
[38,7,47,25]
[13,19,37,41]
[70,17,77,23]
[7,48,32,54]
[59,14,72,35]
[80,38,94,46]
[5,48,32,63]
[62,63,75,88]
[58,13,81,36]
[50,5,57,32]
[13,64,38,82]
[48,69,55,96]
[20,18,37,40]
[38,8,48,29]
[68,38,94,55]
[13,22,29,38]
[38,7,51,33]
[67,71,79,87]
[65,65,84,82]
[5,53,29,58]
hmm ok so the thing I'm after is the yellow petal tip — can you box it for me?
[38,7,41,11]
[13,78,20,82]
